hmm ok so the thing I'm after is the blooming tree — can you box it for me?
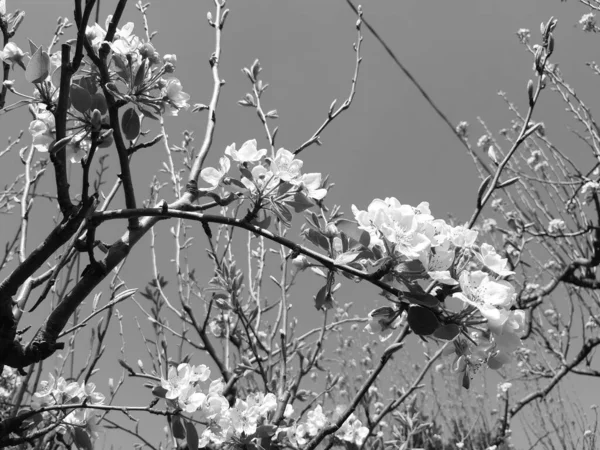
[0,0,598,449]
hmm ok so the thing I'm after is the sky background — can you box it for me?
[3,0,600,448]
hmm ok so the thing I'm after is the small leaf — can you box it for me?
[185,420,199,450]
[171,416,185,439]
[303,228,330,252]
[461,371,470,389]
[334,251,361,265]
[121,108,140,140]
[497,176,520,189]
[28,39,39,56]
[134,59,147,88]
[314,285,333,310]
[406,305,439,336]
[71,84,92,113]
[476,175,492,208]
[255,424,277,438]
[73,427,93,450]
[432,323,460,340]
[90,94,108,115]
[25,46,50,84]
[151,385,168,398]
[286,191,314,213]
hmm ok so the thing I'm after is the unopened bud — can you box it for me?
[163,62,175,74]
[163,54,177,65]
[324,223,338,238]
[91,109,102,131]
[292,254,310,270]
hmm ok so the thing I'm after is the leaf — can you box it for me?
[286,191,314,213]
[151,385,168,398]
[185,420,199,450]
[303,228,330,252]
[28,39,39,56]
[121,108,140,140]
[497,176,520,189]
[314,285,333,310]
[76,76,97,94]
[395,259,426,278]
[70,84,92,113]
[90,93,108,115]
[432,323,460,340]
[51,66,61,88]
[272,203,292,227]
[25,46,50,84]
[476,175,492,208]
[334,250,361,265]
[461,371,470,389]
[134,59,147,88]
[251,214,272,230]
[171,416,185,439]
[73,427,93,450]
[406,305,439,336]
[255,424,278,438]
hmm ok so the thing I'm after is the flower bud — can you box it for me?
[91,109,102,131]
[324,223,338,238]
[163,54,177,65]
[292,254,309,270]
[163,62,175,74]
[139,42,156,59]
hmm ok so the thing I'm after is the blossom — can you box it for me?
[352,197,431,259]
[295,172,327,200]
[337,414,369,446]
[161,363,192,400]
[162,78,190,116]
[305,405,327,435]
[365,306,402,341]
[111,22,141,55]
[200,156,230,190]
[270,147,302,181]
[547,218,566,234]
[65,134,91,163]
[229,399,259,436]
[224,139,267,163]
[85,23,107,50]
[0,42,26,70]
[476,243,514,276]
[453,270,515,329]
[29,111,56,152]
[241,164,279,194]
[178,385,206,413]
[449,224,478,248]
[190,364,211,383]
[580,13,597,32]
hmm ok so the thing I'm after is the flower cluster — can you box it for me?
[32,373,106,446]
[17,16,190,163]
[281,404,369,447]
[354,197,525,372]
[158,363,280,447]
[157,363,369,448]
[200,139,327,227]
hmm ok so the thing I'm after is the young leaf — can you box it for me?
[121,108,140,140]
[70,84,92,113]
[406,305,439,336]
[73,427,93,450]
[90,93,108,115]
[151,385,168,398]
[185,420,199,450]
[286,191,314,213]
[171,416,185,439]
[25,46,50,84]
[134,59,147,88]
[303,228,330,252]
[432,323,460,340]
[314,285,333,310]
